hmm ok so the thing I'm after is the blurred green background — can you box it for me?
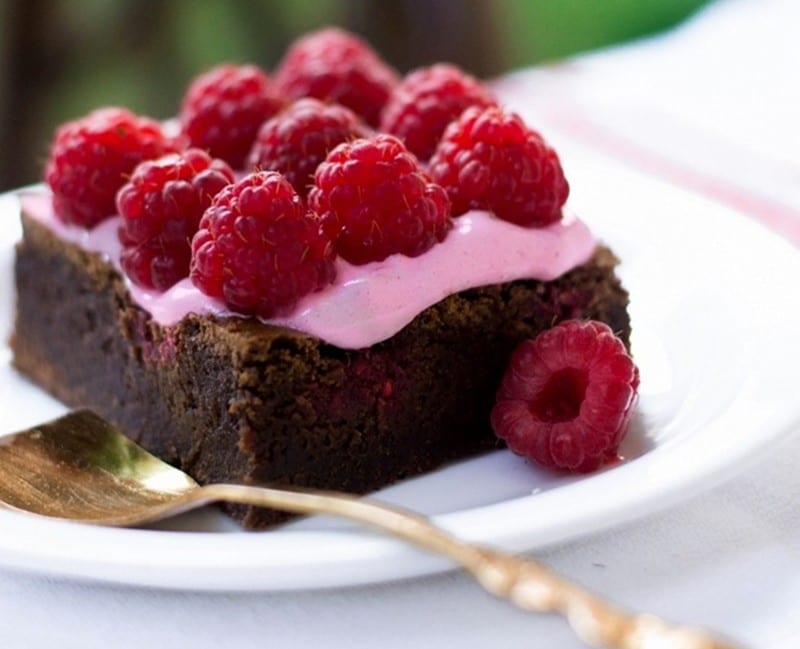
[0,0,712,191]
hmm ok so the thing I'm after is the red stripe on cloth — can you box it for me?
[548,112,800,246]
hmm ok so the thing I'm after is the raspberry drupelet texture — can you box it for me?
[273,27,399,128]
[429,106,569,227]
[308,134,452,265]
[190,171,336,318]
[45,107,178,228]
[491,320,639,473]
[116,149,235,290]
[247,98,370,198]
[179,64,284,169]
[379,63,496,161]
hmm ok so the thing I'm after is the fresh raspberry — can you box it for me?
[273,27,399,127]
[116,149,235,290]
[179,64,284,169]
[45,107,177,228]
[247,98,370,198]
[429,106,569,227]
[379,64,496,161]
[491,320,639,473]
[190,171,336,318]
[308,134,451,265]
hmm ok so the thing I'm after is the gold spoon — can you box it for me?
[0,410,741,649]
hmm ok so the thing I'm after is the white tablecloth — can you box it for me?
[2,0,798,646]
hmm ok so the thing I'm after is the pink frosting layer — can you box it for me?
[19,191,596,349]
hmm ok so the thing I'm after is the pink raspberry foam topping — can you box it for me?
[20,190,596,349]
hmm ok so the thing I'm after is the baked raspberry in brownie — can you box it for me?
[10,28,633,528]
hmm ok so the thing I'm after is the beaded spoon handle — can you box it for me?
[0,410,743,649]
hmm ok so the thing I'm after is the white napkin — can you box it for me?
[495,0,800,245]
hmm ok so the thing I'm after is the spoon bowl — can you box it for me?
[0,410,200,524]
[0,410,742,649]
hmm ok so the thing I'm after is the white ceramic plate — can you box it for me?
[0,146,797,591]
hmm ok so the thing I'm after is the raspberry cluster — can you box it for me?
[42,27,575,324]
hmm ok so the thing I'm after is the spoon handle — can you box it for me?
[198,483,740,649]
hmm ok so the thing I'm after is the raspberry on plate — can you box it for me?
[190,171,336,318]
[116,149,235,290]
[45,107,178,228]
[247,98,370,198]
[273,27,399,128]
[429,106,569,227]
[179,64,284,169]
[380,63,496,161]
[491,320,639,473]
[308,134,451,265]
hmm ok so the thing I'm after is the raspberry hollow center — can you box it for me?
[531,368,588,422]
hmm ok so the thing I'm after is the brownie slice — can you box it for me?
[11,212,630,528]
